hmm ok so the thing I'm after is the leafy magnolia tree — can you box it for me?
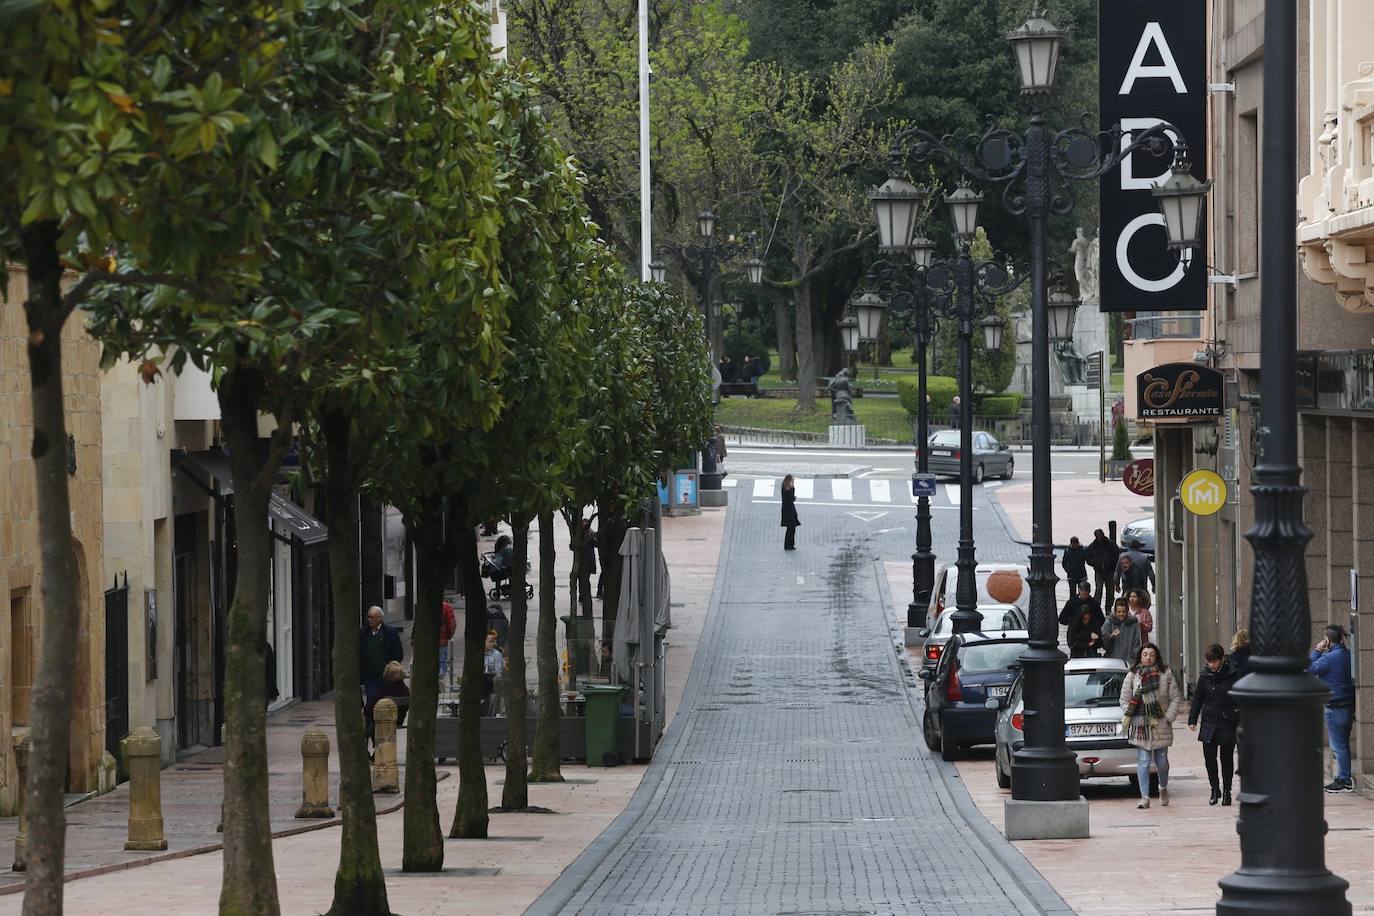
[448,63,594,826]
[2,5,294,912]
[357,0,512,868]
[748,42,900,410]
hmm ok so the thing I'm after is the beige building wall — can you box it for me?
[0,267,106,813]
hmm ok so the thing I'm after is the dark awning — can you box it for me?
[173,449,328,546]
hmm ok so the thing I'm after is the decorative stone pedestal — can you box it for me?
[1004,796,1090,840]
[700,489,729,508]
[371,699,400,794]
[829,424,866,447]
[124,728,168,851]
[295,729,335,818]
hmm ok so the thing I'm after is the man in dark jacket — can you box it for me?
[948,396,962,430]
[1058,579,1102,629]
[1084,529,1121,607]
[360,605,404,704]
[1114,553,1150,596]
[1061,536,1089,595]
[1310,625,1357,792]
[1120,539,1156,589]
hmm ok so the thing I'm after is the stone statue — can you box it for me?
[1070,228,1100,304]
[828,368,857,425]
[1055,340,1087,385]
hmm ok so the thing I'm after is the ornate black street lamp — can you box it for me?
[656,211,761,357]
[866,193,1020,638]
[1216,2,1349,912]
[885,6,1210,808]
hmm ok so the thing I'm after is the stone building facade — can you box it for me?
[0,267,106,813]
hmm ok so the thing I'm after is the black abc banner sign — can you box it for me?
[1099,2,1208,314]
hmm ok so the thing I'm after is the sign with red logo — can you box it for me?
[1122,458,1155,496]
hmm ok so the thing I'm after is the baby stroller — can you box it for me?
[481,550,534,601]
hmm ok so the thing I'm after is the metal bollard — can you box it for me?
[124,727,167,851]
[216,724,225,833]
[295,729,334,818]
[12,735,29,871]
[370,699,400,794]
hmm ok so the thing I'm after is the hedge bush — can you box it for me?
[897,375,958,418]
[978,392,1024,417]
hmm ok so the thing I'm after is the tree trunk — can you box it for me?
[563,507,581,626]
[500,513,532,810]
[528,511,563,782]
[794,280,817,411]
[320,411,391,916]
[19,222,82,916]
[449,504,489,838]
[773,294,796,381]
[217,368,283,916]
[597,511,627,644]
[401,503,445,870]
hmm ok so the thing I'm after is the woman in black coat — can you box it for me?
[781,474,800,550]
[1066,608,1102,658]
[1188,643,1239,806]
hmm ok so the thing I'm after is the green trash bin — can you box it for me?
[582,684,625,767]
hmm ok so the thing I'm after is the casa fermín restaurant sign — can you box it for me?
[1137,362,1223,419]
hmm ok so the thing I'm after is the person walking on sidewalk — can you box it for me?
[1061,536,1089,596]
[1310,624,1357,792]
[438,600,457,691]
[1084,529,1121,607]
[947,396,962,430]
[1229,629,1251,677]
[1126,588,1154,642]
[360,605,404,705]
[1059,580,1101,628]
[1101,598,1142,664]
[1189,643,1239,806]
[1067,607,1103,658]
[1122,643,1181,809]
[781,475,800,550]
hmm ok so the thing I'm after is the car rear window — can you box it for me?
[958,642,1026,674]
[1064,671,1125,708]
[929,431,960,446]
[936,608,1023,635]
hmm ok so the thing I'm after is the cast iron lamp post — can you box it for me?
[1215,2,1349,912]
[883,6,1210,806]
[656,211,762,356]
[866,188,1020,638]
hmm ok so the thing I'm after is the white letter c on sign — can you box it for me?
[1115,213,1187,293]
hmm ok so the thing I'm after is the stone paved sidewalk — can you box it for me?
[0,507,725,913]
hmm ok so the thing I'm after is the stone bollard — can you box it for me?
[370,699,400,794]
[295,729,334,818]
[124,727,167,851]
[12,735,29,872]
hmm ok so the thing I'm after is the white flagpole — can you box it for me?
[639,0,652,280]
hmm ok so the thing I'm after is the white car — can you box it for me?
[992,657,1158,793]
[925,562,1030,626]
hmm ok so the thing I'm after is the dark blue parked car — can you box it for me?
[920,630,1030,761]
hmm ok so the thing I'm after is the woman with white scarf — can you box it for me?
[1120,643,1182,809]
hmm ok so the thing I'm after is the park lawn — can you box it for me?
[752,349,917,393]
[715,394,914,439]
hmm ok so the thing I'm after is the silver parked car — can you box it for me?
[918,603,1028,674]
[992,657,1157,792]
[918,429,1014,483]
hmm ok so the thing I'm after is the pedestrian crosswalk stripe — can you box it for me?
[947,486,960,506]
[723,478,738,488]
[870,479,891,502]
[795,478,814,499]
[753,478,775,498]
[831,479,853,501]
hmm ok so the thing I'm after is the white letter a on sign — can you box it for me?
[1118,22,1187,95]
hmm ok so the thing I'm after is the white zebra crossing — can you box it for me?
[795,478,814,499]
[753,478,776,498]
[830,479,853,501]
[869,479,891,502]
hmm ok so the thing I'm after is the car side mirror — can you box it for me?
[918,628,930,638]
[917,669,933,681]
[985,697,1003,710]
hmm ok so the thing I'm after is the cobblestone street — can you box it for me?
[534,484,1068,915]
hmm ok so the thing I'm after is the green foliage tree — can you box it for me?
[1112,415,1132,461]
[2,5,296,911]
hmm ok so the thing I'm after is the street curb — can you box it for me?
[0,769,449,897]
[525,500,735,916]
[986,484,1032,547]
[874,565,1075,916]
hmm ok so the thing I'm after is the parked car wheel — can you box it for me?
[995,753,1011,789]
[973,463,985,484]
[923,711,940,751]
[940,725,959,761]
[1002,457,1014,480]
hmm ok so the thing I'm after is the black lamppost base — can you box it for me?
[1010,646,1080,801]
